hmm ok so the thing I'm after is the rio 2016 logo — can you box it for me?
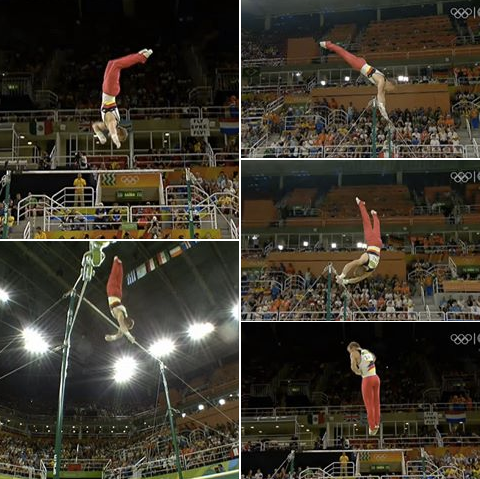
[450,7,480,19]
[450,333,480,345]
[450,171,480,183]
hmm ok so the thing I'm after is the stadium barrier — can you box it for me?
[241,402,479,417]
[214,153,239,164]
[0,463,44,479]
[44,459,110,472]
[246,144,472,158]
[133,153,214,168]
[0,106,238,123]
[103,443,238,479]
[241,311,448,321]
[445,312,480,320]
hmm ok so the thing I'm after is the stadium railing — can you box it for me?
[246,144,470,158]
[241,311,448,321]
[44,205,129,232]
[201,106,239,119]
[445,311,480,320]
[0,106,238,123]
[0,462,44,479]
[129,107,201,120]
[351,311,446,321]
[324,145,374,158]
[103,442,238,479]
[214,152,239,164]
[17,188,95,223]
[130,204,217,231]
[56,109,129,123]
[44,459,110,472]
[395,145,467,158]
[133,153,213,168]
[242,435,480,451]
[229,218,239,239]
[241,402,480,417]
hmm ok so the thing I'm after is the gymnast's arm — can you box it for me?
[350,353,362,376]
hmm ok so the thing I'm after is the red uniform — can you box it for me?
[323,41,367,72]
[107,257,123,307]
[358,349,381,431]
[358,201,382,249]
[362,375,381,430]
[102,53,147,97]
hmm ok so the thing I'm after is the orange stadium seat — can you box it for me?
[243,200,277,227]
[286,188,318,207]
[325,24,357,45]
[361,15,456,54]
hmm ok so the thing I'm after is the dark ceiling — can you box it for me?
[241,160,480,177]
[242,0,468,16]
[242,322,480,373]
[0,241,239,410]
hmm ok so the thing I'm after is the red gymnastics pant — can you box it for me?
[362,375,381,429]
[107,256,123,303]
[323,41,367,72]
[358,201,382,248]
[102,53,147,97]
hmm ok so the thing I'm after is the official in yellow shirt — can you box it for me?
[73,173,87,207]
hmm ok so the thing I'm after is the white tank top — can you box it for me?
[359,349,377,378]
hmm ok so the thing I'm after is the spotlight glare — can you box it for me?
[344,76,350,82]
[149,338,176,359]
[188,322,215,340]
[0,288,10,303]
[181,413,186,418]
[331,243,337,249]
[219,398,226,406]
[113,356,137,383]
[198,404,205,411]
[23,328,49,354]
[302,241,309,247]
[278,245,284,251]
[231,303,239,320]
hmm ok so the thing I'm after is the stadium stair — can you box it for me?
[9,219,30,239]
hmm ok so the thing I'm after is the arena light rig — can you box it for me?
[0,288,10,303]
[22,327,49,354]
[231,303,239,320]
[113,356,138,383]
[148,338,176,359]
[187,322,215,340]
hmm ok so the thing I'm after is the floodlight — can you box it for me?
[113,357,137,383]
[0,288,10,303]
[188,322,215,340]
[149,338,176,359]
[23,328,49,354]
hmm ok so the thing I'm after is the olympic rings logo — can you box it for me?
[450,7,479,19]
[450,333,480,345]
[120,175,140,185]
[450,171,478,183]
